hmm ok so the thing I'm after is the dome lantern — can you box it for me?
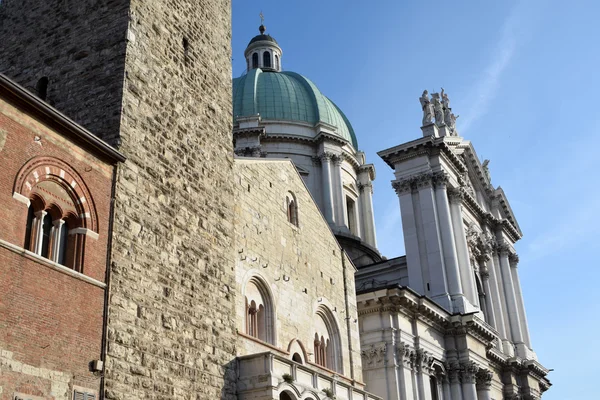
[244,22,282,72]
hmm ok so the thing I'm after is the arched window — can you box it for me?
[345,196,358,235]
[17,158,98,272]
[279,392,294,400]
[313,306,342,373]
[252,52,259,69]
[263,51,271,68]
[286,192,298,227]
[292,353,303,364]
[245,276,275,344]
[275,54,280,70]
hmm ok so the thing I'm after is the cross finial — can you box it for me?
[259,11,264,25]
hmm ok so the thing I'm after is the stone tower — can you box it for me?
[0,1,237,399]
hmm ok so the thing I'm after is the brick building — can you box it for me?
[0,75,124,399]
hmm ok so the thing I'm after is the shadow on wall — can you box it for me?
[220,359,238,400]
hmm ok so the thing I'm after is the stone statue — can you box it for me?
[431,93,445,127]
[419,90,434,126]
[446,112,459,134]
[441,87,450,110]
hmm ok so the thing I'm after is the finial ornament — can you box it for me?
[259,12,266,34]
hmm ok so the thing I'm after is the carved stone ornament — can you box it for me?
[396,343,416,369]
[446,362,461,384]
[460,361,479,384]
[416,349,435,374]
[361,343,387,368]
[476,369,493,389]
[447,187,464,204]
[509,253,520,266]
[392,171,450,195]
[431,92,445,127]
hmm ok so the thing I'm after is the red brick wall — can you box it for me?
[0,96,114,399]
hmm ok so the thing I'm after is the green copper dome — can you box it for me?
[233,68,358,149]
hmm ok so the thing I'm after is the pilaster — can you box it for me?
[510,254,532,350]
[460,361,478,400]
[475,369,493,400]
[331,154,345,228]
[319,152,335,224]
[498,243,525,348]
[447,362,463,400]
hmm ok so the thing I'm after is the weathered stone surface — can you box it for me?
[0,0,237,399]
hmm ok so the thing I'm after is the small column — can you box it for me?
[510,254,532,349]
[432,173,465,312]
[460,362,478,400]
[448,189,478,308]
[416,349,433,400]
[475,370,493,400]
[32,210,47,255]
[319,153,335,224]
[498,244,524,347]
[440,374,452,400]
[50,219,65,263]
[397,344,417,400]
[359,181,377,247]
[448,363,463,400]
[331,154,345,228]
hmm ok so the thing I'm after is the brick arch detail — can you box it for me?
[13,156,99,232]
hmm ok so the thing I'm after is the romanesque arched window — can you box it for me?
[245,276,275,344]
[15,157,99,273]
[263,51,271,68]
[313,305,342,373]
[252,52,259,69]
[286,192,298,227]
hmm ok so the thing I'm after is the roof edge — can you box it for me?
[0,74,126,164]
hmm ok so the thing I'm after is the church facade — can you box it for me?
[0,1,549,400]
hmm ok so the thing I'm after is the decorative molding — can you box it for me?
[12,191,30,207]
[361,342,387,369]
[391,171,450,195]
[460,361,478,384]
[415,349,434,374]
[476,369,493,389]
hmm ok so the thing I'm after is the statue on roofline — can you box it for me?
[419,90,434,126]
[431,92,445,127]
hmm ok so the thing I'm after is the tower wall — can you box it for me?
[1,1,237,399]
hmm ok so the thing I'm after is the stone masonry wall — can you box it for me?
[104,1,237,399]
[233,159,363,385]
[0,0,130,145]
[0,0,237,398]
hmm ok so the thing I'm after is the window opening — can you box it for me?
[40,212,52,258]
[263,51,271,68]
[292,353,303,364]
[252,52,258,68]
[24,206,35,250]
[346,196,357,235]
[286,192,298,227]
[275,54,280,70]
[36,77,49,101]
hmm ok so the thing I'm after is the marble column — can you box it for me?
[416,350,434,400]
[479,260,497,329]
[397,344,417,400]
[432,174,465,312]
[359,182,377,247]
[440,374,452,400]
[498,244,524,347]
[331,154,345,228]
[510,254,532,349]
[475,370,493,400]
[460,362,478,400]
[490,247,513,355]
[393,180,426,295]
[319,153,335,224]
[448,363,463,400]
[448,189,478,308]
[50,219,65,263]
[32,210,47,255]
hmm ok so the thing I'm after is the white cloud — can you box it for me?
[459,4,524,133]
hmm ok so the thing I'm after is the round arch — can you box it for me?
[242,271,276,345]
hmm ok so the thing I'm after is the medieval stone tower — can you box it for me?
[0,1,238,399]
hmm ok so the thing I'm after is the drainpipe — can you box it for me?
[100,164,119,400]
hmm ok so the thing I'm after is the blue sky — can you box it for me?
[232,1,599,398]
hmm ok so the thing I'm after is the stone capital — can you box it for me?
[415,349,434,374]
[447,187,463,204]
[446,362,461,384]
[358,182,373,194]
[509,253,520,267]
[392,179,412,195]
[476,369,493,390]
[431,171,449,188]
[460,361,478,384]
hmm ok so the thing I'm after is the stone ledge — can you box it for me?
[0,238,106,288]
